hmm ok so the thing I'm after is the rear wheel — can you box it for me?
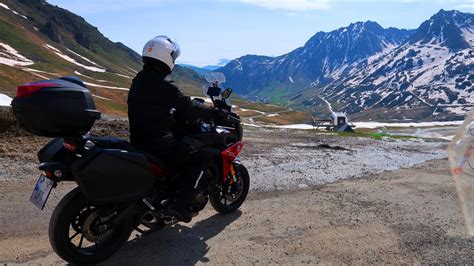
[49,187,133,264]
[210,163,250,213]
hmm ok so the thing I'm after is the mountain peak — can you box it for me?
[433,9,460,18]
[410,9,473,50]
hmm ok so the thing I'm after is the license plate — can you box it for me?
[30,175,55,210]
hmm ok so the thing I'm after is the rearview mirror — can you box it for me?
[222,88,232,99]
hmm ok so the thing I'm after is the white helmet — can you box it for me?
[142,35,181,71]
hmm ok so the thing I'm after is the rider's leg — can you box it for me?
[166,165,205,223]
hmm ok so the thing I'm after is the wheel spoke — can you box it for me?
[78,234,84,248]
[69,231,79,241]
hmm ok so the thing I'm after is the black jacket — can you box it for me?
[128,66,213,155]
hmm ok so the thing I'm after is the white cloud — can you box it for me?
[456,4,474,9]
[239,0,330,11]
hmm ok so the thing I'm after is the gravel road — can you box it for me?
[1,159,472,264]
[0,110,471,264]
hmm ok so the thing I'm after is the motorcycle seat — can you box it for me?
[86,136,167,166]
[86,136,136,151]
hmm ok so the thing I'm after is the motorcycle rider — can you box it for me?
[128,36,216,223]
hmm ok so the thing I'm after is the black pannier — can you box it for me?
[71,147,155,204]
[11,76,100,137]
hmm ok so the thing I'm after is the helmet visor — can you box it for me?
[171,41,181,62]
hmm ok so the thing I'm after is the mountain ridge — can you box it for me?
[219,9,473,121]
[219,20,414,97]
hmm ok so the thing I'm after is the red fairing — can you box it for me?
[16,83,59,98]
[221,141,243,179]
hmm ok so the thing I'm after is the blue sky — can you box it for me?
[47,0,474,67]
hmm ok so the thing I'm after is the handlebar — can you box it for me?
[214,108,240,125]
[224,114,241,124]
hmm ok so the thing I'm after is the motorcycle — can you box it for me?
[12,72,249,264]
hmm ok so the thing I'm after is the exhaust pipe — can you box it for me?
[141,211,158,224]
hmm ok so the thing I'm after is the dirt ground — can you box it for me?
[0,159,472,264]
[0,107,472,264]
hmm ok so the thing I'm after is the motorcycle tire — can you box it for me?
[210,163,250,213]
[48,187,132,264]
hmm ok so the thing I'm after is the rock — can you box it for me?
[298,184,309,189]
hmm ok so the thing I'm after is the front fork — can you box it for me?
[229,163,237,185]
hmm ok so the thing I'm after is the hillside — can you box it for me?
[310,10,474,121]
[220,10,473,121]
[0,0,309,124]
[0,0,207,115]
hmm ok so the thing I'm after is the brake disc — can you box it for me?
[72,206,95,233]
[82,212,113,243]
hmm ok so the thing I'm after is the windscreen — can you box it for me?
[205,72,226,85]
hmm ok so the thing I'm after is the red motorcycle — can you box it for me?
[12,72,249,264]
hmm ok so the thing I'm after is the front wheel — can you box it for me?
[48,187,133,264]
[210,163,250,213]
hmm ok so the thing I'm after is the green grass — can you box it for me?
[336,131,418,140]
[94,97,128,116]
[0,3,307,121]
[232,99,287,113]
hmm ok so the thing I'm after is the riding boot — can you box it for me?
[165,199,192,223]
[166,167,205,223]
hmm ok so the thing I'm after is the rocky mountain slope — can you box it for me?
[220,21,413,100]
[220,10,473,121]
[310,10,473,121]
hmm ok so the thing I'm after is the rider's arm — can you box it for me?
[171,85,215,120]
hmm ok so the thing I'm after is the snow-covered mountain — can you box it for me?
[312,10,473,121]
[221,10,473,121]
[220,21,413,96]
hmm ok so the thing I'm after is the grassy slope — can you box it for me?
[0,0,311,124]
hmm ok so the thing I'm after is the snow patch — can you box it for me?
[446,107,468,115]
[238,108,265,114]
[74,71,109,83]
[354,121,463,129]
[461,28,474,44]
[273,124,314,130]
[44,45,106,72]
[92,94,113,101]
[84,82,128,91]
[66,48,103,68]
[114,73,133,79]
[0,93,12,106]
[22,68,54,75]
[0,3,27,19]
[0,42,34,66]
[319,96,333,113]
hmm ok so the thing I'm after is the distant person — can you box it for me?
[127,36,217,222]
